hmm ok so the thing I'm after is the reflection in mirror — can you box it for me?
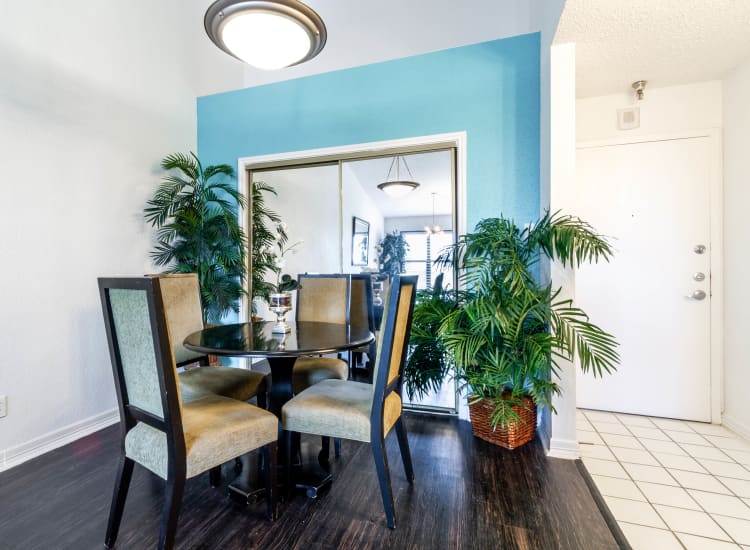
[251,164,340,320]
[351,216,370,266]
[248,148,457,412]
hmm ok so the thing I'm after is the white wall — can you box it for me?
[252,165,341,319]
[577,81,722,142]
[384,216,452,234]
[0,1,198,469]
[234,0,535,92]
[722,56,750,439]
[531,0,568,455]
[548,42,579,459]
[342,166,385,272]
[189,0,247,96]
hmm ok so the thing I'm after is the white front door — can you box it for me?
[575,136,714,422]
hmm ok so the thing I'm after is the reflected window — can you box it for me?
[402,231,453,290]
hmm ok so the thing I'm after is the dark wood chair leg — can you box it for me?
[263,442,278,521]
[292,432,302,466]
[394,417,414,483]
[371,437,396,529]
[104,454,135,549]
[256,389,268,410]
[284,430,293,502]
[159,472,186,550]
[366,343,377,383]
[334,437,342,458]
[209,466,222,487]
[319,436,331,467]
[234,457,243,474]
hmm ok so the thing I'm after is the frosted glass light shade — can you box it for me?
[377,181,420,198]
[205,0,326,70]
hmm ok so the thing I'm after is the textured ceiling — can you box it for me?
[555,0,750,98]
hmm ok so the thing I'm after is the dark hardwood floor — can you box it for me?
[0,415,618,549]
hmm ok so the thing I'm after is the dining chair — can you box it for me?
[349,273,377,379]
[281,275,418,528]
[292,273,351,393]
[147,274,269,408]
[99,277,278,550]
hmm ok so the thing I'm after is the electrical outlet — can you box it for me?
[0,395,6,418]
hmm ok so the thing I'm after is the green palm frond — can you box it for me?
[144,151,246,323]
[426,210,619,428]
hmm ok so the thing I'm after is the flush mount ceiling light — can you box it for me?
[377,155,420,198]
[204,0,327,70]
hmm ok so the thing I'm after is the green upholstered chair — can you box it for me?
[99,277,278,550]
[292,274,351,393]
[147,274,269,407]
[282,275,418,529]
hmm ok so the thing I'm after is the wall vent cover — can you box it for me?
[617,107,640,130]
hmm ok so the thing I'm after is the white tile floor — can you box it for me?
[578,408,750,549]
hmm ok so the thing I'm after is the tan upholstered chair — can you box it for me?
[147,274,268,407]
[292,274,350,393]
[99,277,278,550]
[282,275,418,529]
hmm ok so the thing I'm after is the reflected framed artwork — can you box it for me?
[352,216,370,266]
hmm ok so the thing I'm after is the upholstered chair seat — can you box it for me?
[179,366,267,403]
[283,380,402,442]
[125,394,278,479]
[291,357,349,395]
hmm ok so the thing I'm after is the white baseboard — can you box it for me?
[547,437,580,460]
[1,408,119,472]
[722,413,750,442]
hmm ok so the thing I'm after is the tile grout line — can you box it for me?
[581,409,745,548]
[583,410,689,549]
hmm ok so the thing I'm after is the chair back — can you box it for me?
[370,275,418,439]
[146,273,207,366]
[296,274,350,324]
[99,277,184,444]
[350,274,375,332]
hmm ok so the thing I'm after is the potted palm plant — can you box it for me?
[144,152,247,323]
[376,230,408,275]
[249,180,288,308]
[404,274,460,400]
[427,212,619,449]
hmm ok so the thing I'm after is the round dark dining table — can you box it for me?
[183,320,374,417]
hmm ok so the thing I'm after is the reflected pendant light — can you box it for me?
[377,155,420,198]
[425,192,443,235]
[204,0,327,70]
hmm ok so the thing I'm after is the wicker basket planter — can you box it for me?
[468,396,537,449]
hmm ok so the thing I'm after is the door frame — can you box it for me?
[577,129,723,424]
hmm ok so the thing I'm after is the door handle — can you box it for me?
[685,290,706,301]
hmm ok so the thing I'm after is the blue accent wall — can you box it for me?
[197,33,541,230]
